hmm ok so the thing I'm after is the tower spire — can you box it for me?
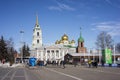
[80,27,82,37]
[78,27,84,42]
[36,14,39,25]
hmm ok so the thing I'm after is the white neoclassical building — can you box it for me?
[30,16,76,62]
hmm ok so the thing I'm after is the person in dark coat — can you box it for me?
[93,60,98,68]
[73,60,77,67]
[60,60,66,69]
[63,60,66,69]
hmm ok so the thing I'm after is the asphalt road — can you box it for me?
[0,65,120,80]
[0,67,40,80]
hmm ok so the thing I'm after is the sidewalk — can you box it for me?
[0,63,25,68]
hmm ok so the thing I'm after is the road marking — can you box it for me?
[81,67,120,75]
[15,76,25,77]
[45,68,83,80]
[24,69,29,80]
[1,69,13,80]
[10,70,16,80]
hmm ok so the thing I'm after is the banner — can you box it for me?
[102,48,112,64]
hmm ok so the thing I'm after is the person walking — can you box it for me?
[60,60,66,69]
[88,60,92,68]
[73,60,77,67]
[94,60,98,68]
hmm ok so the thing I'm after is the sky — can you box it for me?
[0,0,120,51]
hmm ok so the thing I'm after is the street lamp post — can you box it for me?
[98,48,101,65]
[92,48,95,62]
[113,44,116,64]
[20,30,24,63]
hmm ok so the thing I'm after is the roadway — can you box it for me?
[0,64,120,80]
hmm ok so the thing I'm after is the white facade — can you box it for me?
[30,44,76,61]
[32,15,42,49]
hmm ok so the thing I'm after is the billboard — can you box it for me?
[102,48,112,64]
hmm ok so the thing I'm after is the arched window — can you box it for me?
[37,39,39,43]
[37,32,39,36]
[47,50,50,53]
[56,50,59,53]
[51,50,54,56]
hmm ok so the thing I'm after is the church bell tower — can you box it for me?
[32,15,42,49]
[77,28,86,53]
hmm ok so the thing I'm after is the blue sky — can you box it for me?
[0,0,120,51]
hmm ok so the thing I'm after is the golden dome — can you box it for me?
[59,40,63,43]
[62,34,68,41]
[71,40,75,43]
[55,40,59,44]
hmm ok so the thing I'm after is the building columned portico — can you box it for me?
[30,44,76,62]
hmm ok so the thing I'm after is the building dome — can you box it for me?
[71,40,75,44]
[62,34,68,41]
[55,40,59,44]
[59,40,64,44]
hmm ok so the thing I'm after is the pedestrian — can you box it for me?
[94,60,98,68]
[101,59,104,67]
[73,60,77,67]
[88,60,92,68]
[60,60,66,69]
[63,60,66,69]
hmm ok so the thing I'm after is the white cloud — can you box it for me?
[48,3,75,11]
[96,25,113,31]
[92,21,120,37]
[105,0,120,9]
[105,0,112,4]
[49,6,62,11]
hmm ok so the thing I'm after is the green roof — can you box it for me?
[78,31,84,42]
[64,45,76,48]
[78,36,84,42]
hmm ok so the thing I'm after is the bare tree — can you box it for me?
[6,38,15,64]
[6,38,14,49]
[95,31,113,50]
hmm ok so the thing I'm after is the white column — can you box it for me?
[58,50,60,59]
[49,51,52,61]
[45,50,47,61]
[36,49,39,59]
[62,50,65,61]
[41,51,43,61]
[54,50,56,60]
[59,49,61,59]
